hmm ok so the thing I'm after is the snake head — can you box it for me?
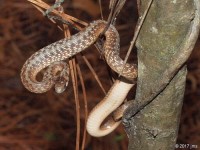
[54,75,69,93]
[54,65,69,94]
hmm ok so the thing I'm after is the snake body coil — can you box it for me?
[21,20,137,137]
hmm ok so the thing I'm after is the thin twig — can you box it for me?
[98,0,104,20]
[72,58,80,150]
[69,58,80,150]
[101,0,127,44]
[27,0,87,27]
[32,4,64,31]
[81,54,106,95]
[76,62,88,150]
[63,23,80,150]
[109,0,126,21]
[119,0,154,77]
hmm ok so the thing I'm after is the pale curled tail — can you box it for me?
[86,80,134,137]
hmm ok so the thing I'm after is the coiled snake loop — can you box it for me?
[21,20,137,137]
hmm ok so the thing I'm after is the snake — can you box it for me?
[21,20,137,137]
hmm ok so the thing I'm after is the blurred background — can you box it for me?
[0,0,199,149]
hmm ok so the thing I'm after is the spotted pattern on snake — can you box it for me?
[21,20,137,137]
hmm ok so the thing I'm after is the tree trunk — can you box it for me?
[123,0,200,149]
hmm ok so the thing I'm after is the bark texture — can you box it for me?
[123,0,200,149]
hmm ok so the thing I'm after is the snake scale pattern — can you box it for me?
[21,20,137,137]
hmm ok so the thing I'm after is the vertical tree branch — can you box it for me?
[123,0,200,149]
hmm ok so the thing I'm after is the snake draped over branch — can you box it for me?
[21,20,137,137]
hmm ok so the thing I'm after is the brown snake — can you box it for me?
[21,20,137,137]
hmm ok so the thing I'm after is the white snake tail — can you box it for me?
[86,80,134,137]
[20,20,137,137]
